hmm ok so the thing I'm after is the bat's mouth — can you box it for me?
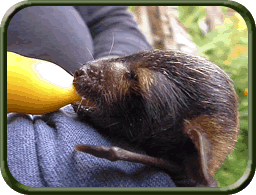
[72,75,96,109]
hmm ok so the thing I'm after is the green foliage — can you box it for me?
[129,6,135,12]
[178,6,248,187]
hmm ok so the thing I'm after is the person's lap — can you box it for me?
[7,106,175,187]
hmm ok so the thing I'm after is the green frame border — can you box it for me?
[0,0,254,194]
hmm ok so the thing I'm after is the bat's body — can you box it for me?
[72,49,239,187]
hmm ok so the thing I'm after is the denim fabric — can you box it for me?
[7,6,152,73]
[7,106,175,187]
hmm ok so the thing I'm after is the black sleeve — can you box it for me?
[74,6,152,59]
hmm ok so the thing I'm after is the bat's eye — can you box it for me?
[126,71,136,80]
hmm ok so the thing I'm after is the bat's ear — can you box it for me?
[185,128,218,187]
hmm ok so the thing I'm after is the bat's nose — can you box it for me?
[74,68,86,78]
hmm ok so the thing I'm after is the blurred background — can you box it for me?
[129,6,249,187]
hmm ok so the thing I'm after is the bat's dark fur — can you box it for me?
[72,49,239,187]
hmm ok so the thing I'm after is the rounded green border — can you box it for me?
[1,0,254,194]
